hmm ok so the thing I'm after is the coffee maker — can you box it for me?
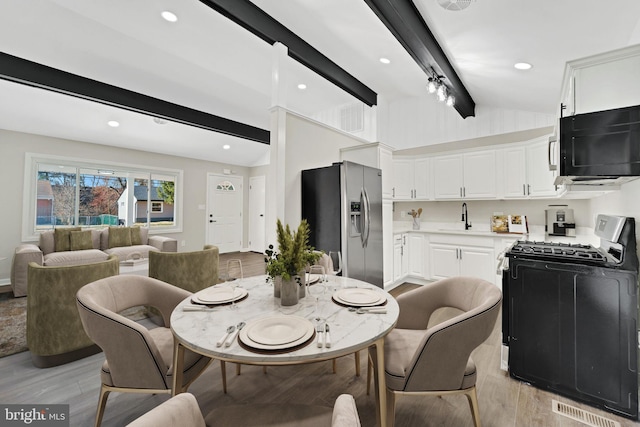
[545,205,576,237]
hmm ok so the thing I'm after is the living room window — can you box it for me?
[23,153,183,240]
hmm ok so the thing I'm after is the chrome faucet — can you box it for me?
[461,203,472,230]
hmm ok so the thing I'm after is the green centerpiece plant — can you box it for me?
[264,219,322,305]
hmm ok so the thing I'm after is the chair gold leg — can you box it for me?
[220,361,227,394]
[465,386,482,427]
[355,350,361,377]
[94,385,110,427]
[386,388,396,427]
[236,363,241,375]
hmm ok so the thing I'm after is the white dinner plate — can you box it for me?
[193,286,248,304]
[306,274,321,285]
[333,288,385,307]
[240,316,314,350]
[246,316,309,345]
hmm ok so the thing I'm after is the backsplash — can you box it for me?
[393,199,592,229]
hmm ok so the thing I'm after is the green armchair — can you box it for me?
[27,255,119,368]
[148,245,219,293]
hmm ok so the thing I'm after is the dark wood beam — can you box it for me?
[364,0,475,118]
[0,51,270,144]
[199,0,378,107]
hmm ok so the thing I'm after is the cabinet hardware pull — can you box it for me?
[527,184,531,195]
[460,187,463,197]
[523,184,526,196]
[392,187,395,198]
[463,187,466,197]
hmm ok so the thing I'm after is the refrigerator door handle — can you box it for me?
[359,188,366,248]
[362,188,371,248]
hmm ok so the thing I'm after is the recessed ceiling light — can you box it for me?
[153,117,168,125]
[107,120,120,128]
[223,144,230,150]
[297,83,307,90]
[161,11,178,22]
[514,62,532,70]
[379,57,391,64]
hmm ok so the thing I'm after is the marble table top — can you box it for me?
[171,275,399,364]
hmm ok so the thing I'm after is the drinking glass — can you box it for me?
[328,251,343,288]
[307,266,326,322]
[226,259,243,310]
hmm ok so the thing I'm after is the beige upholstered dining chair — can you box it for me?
[370,276,502,427]
[76,275,212,427]
[149,245,219,293]
[126,393,361,427]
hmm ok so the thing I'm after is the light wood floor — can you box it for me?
[1,252,637,427]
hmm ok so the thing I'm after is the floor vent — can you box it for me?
[551,400,620,427]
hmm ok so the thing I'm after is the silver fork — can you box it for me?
[316,322,324,348]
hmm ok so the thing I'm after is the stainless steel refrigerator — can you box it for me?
[301,161,383,288]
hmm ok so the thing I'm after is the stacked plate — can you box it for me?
[306,274,322,285]
[192,285,248,305]
[239,315,315,351]
[333,288,386,307]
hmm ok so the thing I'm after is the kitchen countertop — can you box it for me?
[393,222,599,245]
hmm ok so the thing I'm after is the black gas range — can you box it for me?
[502,215,639,419]
[507,240,609,265]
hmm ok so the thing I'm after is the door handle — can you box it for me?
[209,220,216,223]
[259,214,264,217]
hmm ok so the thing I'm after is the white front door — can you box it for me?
[248,175,266,253]
[207,174,243,253]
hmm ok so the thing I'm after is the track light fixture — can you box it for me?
[426,67,455,108]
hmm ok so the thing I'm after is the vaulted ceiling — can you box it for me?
[1,0,639,166]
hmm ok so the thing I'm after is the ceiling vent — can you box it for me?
[340,103,364,133]
[437,0,474,11]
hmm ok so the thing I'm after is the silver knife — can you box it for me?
[325,323,331,348]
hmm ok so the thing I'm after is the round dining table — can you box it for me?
[171,274,399,427]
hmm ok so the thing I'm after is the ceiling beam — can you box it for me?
[0,51,270,144]
[364,0,475,118]
[199,0,378,107]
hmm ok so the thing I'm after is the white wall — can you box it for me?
[0,129,253,284]
[589,179,640,225]
[382,94,556,150]
[264,108,369,245]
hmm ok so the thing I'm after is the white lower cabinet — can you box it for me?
[393,233,408,282]
[407,233,425,277]
[428,237,495,284]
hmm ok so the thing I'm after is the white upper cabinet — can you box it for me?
[432,150,497,200]
[526,138,558,197]
[560,45,640,116]
[463,150,497,198]
[413,158,431,199]
[432,154,463,199]
[501,137,558,198]
[502,146,528,198]
[392,158,414,199]
[392,158,431,200]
